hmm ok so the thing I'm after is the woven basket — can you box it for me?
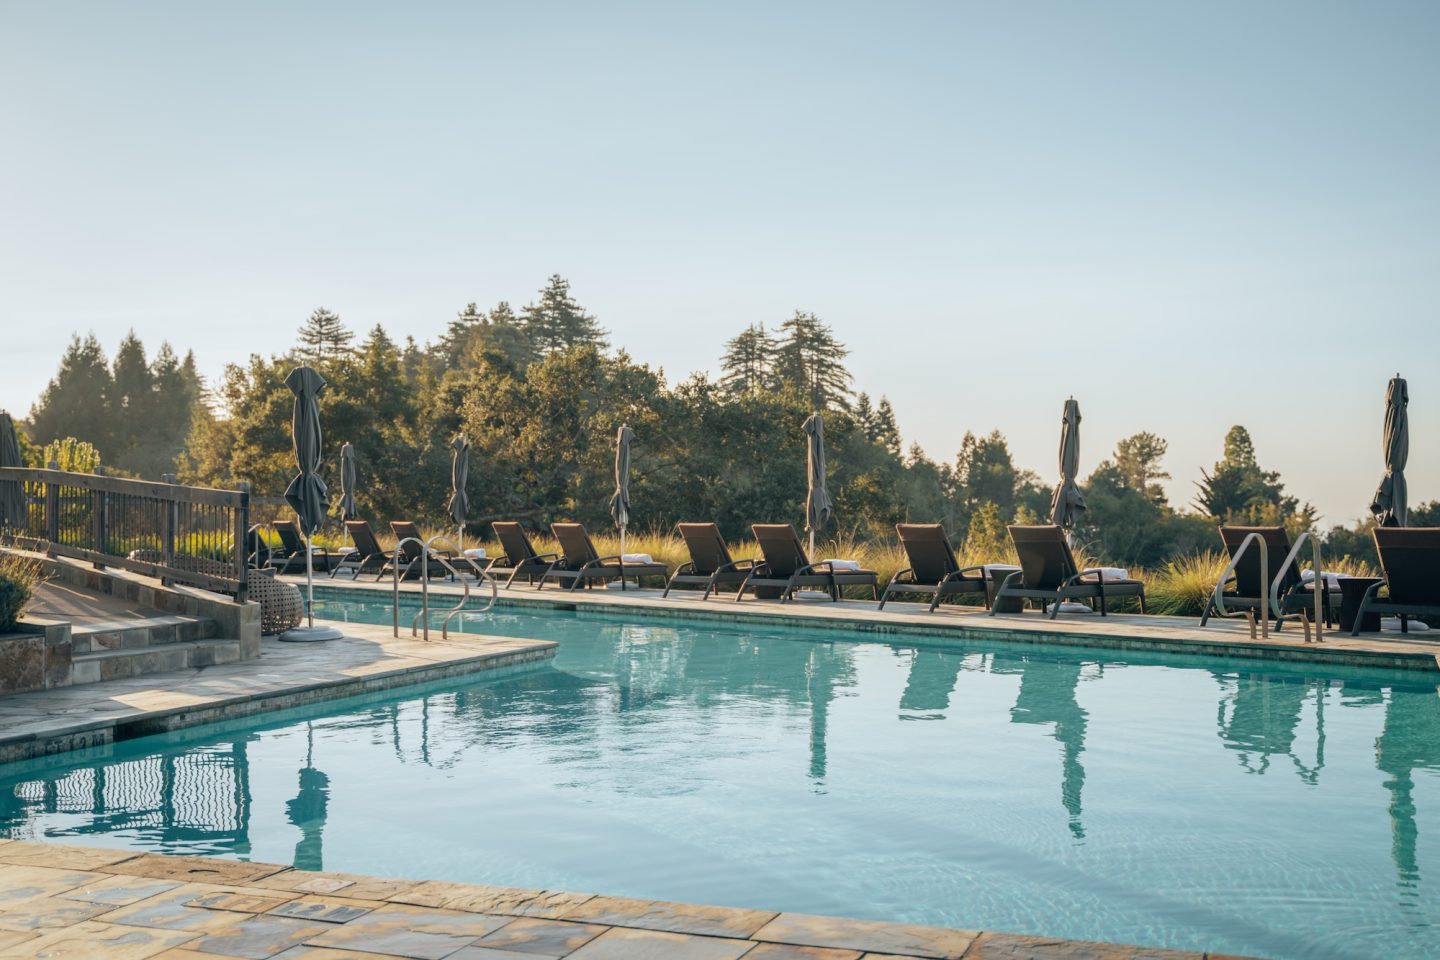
[129,551,304,635]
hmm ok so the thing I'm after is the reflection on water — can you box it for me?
[2,608,1438,959]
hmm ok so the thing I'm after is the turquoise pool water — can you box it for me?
[3,591,1438,959]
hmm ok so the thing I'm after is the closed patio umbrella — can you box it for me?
[0,412,24,533]
[1370,376,1409,527]
[281,366,341,642]
[609,424,633,557]
[448,433,470,552]
[1049,398,1086,533]
[803,412,832,557]
[338,442,357,549]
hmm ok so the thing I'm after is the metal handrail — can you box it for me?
[1211,532,1269,640]
[392,536,430,641]
[1269,531,1325,643]
[390,535,498,641]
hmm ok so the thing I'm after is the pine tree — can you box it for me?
[772,311,852,410]
[1113,432,1170,503]
[469,301,537,372]
[28,333,115,454]
[873,397,902,457]
[107,331,153,473]
[295,307,353,365]
[436,303,485,367]
[719,323,774,395]
[520,275,607,354]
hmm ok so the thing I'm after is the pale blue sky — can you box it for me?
[2,1,1438,523]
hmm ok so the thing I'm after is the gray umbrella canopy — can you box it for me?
[338,442,358,521]
[609,424,633,531]
[0,412,25,530]
[1371,376,1409,527]
[803,413,832,538]
[448,434,470,527]
[283,367,329,537]
[1049,398,1086,530]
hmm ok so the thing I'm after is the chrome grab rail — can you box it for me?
[1212,532,1269,640]
[391,535,497,641]
[393,536,430,640]
[1269,531,1325,644]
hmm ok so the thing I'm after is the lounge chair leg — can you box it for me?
[1138,591,1147,615]
[1199,599,1212,627]
[1049,593,1061,620]
[878,588,889,611]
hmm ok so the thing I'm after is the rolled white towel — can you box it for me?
[824,559,861,571]
[621,553,654,564]
[1092,566,1131,583]
[463,548,487,559]
[1300,569,1348,589]
[334,546,357,555]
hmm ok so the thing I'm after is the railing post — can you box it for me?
[44,460,60,545]
[90,466,107,569]
[161,473,177,578]
[234,481,250,605]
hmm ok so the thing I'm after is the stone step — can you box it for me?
[70,616,218,655]
[70,638,246,684]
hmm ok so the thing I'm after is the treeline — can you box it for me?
[15,274,1413,570]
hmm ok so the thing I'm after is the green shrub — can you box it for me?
[0,554,45,632]
[1146,551,1227,617]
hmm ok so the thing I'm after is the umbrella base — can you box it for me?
[278,625,344,643]
[1382,617,1429,633]
[1048,601,1096,615]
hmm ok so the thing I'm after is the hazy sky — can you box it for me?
[3,1,1438,524]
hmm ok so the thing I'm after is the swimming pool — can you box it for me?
[2,591,1437,959]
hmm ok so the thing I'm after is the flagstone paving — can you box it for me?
[0,841,1257,960]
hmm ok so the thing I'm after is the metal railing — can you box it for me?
[0,465,250,603]
[391,535,497,641]
[1210,530,1325,643]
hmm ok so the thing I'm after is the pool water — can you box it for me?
[3,592,1439,960]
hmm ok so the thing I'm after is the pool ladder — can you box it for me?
[1208,530,1325,643]
[392,535,498,641]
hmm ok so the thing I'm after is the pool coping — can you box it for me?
[0,621,557,765]
[304,574,1440,674]
[0,838,1258,959]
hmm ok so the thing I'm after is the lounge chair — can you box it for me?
[271,518,334,573]
[390,521,458,581]
[663,522,756,599]
[331,520,391,579]
[879,523,991,612]
[540,522,669,591]
[244,524,271,569]
[991,525,1146,618]
[737,523,879,603]
[489,522,558,588]
[1199,525,1337,629]
[1351,527,1440,635]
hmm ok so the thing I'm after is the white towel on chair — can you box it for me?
[825,559,861,571]
[463,548,486,559]
[621,553,653,564]
[1300,569,1348,589]
[1093,566,1131,582]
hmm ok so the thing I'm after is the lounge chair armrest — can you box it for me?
[715,559,757,573]
[676,561,697,575]
[956,564,989,576]
[939,568,983,586]
[797,561,831,575]
[891,567,917,584]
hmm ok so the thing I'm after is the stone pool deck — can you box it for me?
[0,621,555,765]
[0,839,1254,960]
[301,573,1440,674]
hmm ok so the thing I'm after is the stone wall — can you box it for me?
[0,620,71,695]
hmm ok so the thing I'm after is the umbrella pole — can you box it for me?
[304,532,315,629]
[809,529,815,558]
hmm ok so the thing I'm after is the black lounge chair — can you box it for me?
[540,522,669,591]
[271,517,334,573]
[991,524,1146,619]
[879,523,991,612]
[663,522,756,599]
[489,522,557,588]
[1351,527,1440,636]
[390,520,458,581]
[244,524,272,570]
[331,520,390,579]
[1199,525,1337,629]
[737,523,879,603]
